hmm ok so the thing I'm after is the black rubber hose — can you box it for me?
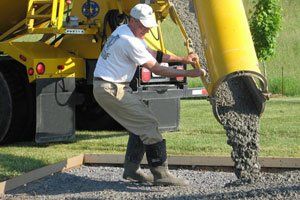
[101,10,129,49]
[50,34,65,46]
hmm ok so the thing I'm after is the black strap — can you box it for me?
[156,50,163,63]
[145,139,167,167]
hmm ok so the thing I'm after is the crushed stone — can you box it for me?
[4,165,299,200]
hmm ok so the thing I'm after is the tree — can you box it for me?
[249,0,282,77]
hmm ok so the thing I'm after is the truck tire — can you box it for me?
[76,103,123,131]
[0,60,35,144]
[75,85,124,131]
[0,71,12,142]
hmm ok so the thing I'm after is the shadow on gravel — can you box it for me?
[0,153,46,181]
[8,173,153,196]
[165,185,300,199]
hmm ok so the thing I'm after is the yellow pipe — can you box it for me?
[27,0,35,29]
[57,0,65,29]
[193,0,266,95]
[51,0,58,26]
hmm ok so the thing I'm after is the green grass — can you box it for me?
[161,18,186,57]
[260,98,300,156]
[1,97,299,181]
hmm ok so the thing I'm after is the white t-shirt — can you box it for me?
[94,25,156,83]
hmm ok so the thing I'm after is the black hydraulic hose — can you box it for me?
[101,10,129,49]
[150,28,159,41]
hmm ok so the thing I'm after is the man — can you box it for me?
[93,3,205,186]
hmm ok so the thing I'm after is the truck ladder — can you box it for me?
[27,0,65,31]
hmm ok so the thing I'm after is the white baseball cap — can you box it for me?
[130,4,158,28]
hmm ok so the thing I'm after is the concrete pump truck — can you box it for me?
[0,0,267,144]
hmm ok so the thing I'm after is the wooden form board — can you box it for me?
[1,154,299,195]
[83,154,235,166]
[0,154,84,195]
[259,157,300,168]
[84,154,300,168]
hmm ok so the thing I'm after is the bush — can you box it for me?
[249,0,282,61]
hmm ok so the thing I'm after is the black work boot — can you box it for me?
[145,140,189,186]
[123,133,153,183]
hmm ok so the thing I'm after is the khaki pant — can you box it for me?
[93,79,163,145]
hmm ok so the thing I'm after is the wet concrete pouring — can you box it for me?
[214,77,261,185]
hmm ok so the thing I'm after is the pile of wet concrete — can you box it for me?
[170,0,262,183]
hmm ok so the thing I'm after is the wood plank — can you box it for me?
[84,154,125,164]
[259,157,300,168]
[0,154,84,195]
[167,156,233,166]
[83,154,233,166]
[84,154,300,168]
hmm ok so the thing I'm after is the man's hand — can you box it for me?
[183,53,199,67]
[184,53,208,77]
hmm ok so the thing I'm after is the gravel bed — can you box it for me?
[3,165,299,200]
